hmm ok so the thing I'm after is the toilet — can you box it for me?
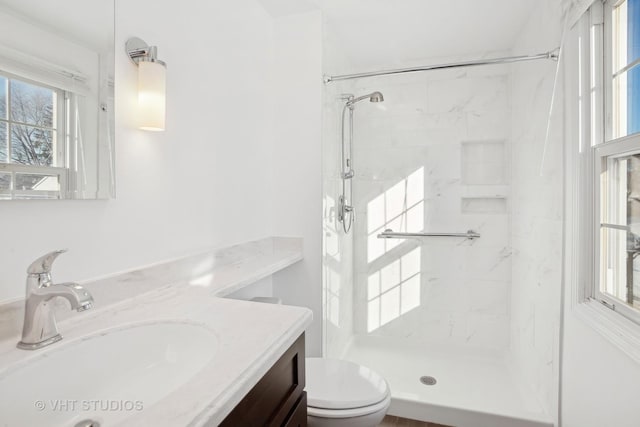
[306,358,391,427]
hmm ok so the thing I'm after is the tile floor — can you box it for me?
[378,415,452,427]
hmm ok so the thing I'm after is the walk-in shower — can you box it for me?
[337,91,384,233]
[322,44,563,427]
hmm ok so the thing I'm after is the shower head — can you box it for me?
[346,91,385,107]
[369,91,384,103]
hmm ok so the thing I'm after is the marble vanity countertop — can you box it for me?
[0,236,303,341]
[0,236,311,426]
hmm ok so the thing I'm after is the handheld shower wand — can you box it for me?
[338,91,384,234]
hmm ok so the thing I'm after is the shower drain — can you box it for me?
[419,375,437,386]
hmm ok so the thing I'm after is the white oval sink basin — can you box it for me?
[0,322,218,427]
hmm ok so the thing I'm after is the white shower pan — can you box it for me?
[342,335,554,427]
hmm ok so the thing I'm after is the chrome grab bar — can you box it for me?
[377,229,481,240]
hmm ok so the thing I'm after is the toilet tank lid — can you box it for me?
[306,358,390,410]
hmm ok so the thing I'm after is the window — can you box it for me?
[591,0,640,323]
[611,0,640,138]
[0,72,67,199]
[598,143,640,320]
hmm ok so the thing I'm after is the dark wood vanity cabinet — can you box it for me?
[219,333,307,427]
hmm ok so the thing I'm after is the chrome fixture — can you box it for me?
[345,91,385,106]
[324,49,560,83]
[377,229,481,240]
[126,37,167,131]
[419,376,438,386]
[17,250,94,350]
[338,92,384,234]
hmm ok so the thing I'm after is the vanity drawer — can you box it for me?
[219,333,306,427]
[283,393,307,427]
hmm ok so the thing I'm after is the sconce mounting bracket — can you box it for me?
[126,37,165,66]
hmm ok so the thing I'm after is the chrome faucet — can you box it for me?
[17,250,94,350]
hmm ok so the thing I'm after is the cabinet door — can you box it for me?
[220,333,306,427]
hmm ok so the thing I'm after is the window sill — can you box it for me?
[573,299,640,364]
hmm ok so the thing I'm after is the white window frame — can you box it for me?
[591,0,640,324]
[595,138,640,324]
[0,70,69,199]
[567,0,640,363]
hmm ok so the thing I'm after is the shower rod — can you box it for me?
[377,229,481,240]
[323,49,559,83]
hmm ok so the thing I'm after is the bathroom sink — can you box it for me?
[0,322,218,427]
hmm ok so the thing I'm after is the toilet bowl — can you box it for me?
[306,358,391,427]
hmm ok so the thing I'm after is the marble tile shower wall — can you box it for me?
[323,80,356,358]
[349,66,513,352]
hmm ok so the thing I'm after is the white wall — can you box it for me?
[270,10,324,356]
[562,313,640,427]
[509,0,564,421]
[0,0,276,302]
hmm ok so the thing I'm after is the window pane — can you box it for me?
[600,227,640,310]
[614,0,628,72]
[612,66,640,138]
[10,124,54,166]
[629,66,640,135]
[9,79,55,128]
[600,153,640,311]
[0,172,10,190]
[613,72,628,138]
[0,121,6,162]
[14,173,60,191]
[0,76,6,120]
[612,0,640,138]
[613,0,640,71]
[629,0,640,67]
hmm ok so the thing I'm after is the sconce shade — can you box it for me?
[137,61,166,131]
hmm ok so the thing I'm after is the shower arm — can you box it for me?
[346,94,373,106]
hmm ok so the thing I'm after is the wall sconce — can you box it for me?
[126,37,166,131]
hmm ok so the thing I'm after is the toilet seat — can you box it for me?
[307,392,391,418]
[306,358,390,411]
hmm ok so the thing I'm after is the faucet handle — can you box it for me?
[27,249,68,275]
